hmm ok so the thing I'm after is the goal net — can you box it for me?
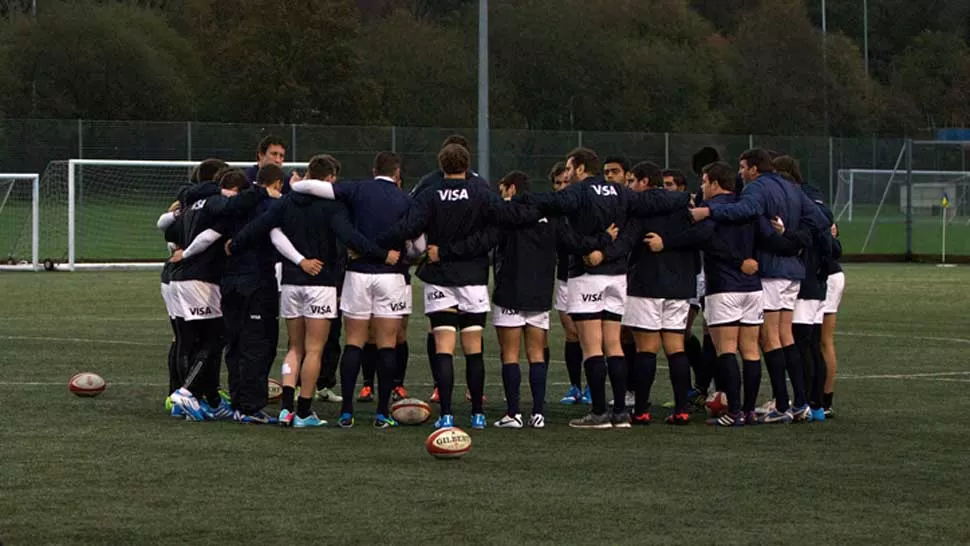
[0,173,39,271]
[834,169,970,223]
[33,160,304,270]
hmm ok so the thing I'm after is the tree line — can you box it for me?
[1,0,968,136]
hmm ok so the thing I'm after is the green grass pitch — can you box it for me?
[1,264,970,544]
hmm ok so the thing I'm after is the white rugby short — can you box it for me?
[793,298,825,325]
[688,271,706,308]
[171,280,222,321]
[492,304,550,330]
[823,272,845,315]
[424,283,490,314]
[281,284,338,319]
[160,282,179,319]
[340,271,411,320]
[622,297,691,331]
[704,291,764,327]
[761,278,800,312]
[566,274,626,316]
[554,280,569,313]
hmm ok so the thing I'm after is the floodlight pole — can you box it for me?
[477,0,490,182]
[863,0,869,78]
[905,139,913,260]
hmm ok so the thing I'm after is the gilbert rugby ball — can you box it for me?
[391,398,432,425]
[426,427,472,459]
[267,378,283,403]
[69,372,106,397]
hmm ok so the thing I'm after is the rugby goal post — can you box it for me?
[22,159,305,271]
[0,173,40,271]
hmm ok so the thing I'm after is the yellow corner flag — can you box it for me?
[942,193,950,208]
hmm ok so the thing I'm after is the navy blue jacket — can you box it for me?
[699,193,762,295]
[220,196,279,286]
[409,169,489,198]
[516,178,690,277]
[333,177,408,275]
[707,173,831,281]
[244,164,292,193]
[379,177,539,287]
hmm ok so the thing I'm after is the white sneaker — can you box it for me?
[755,398,777,416]
[624,391,635,408]
[315,387,343,403]
[494,414,523,429]
[529,414,545,429]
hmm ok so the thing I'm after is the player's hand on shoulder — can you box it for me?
[605,223,618,241]
[644,232,663,252]
[690,207,710,223]
[426,245,440,263]
[300,258,323,276]
[584,250,604,267]
[290,171,304,184]
[771,216,785,234]
[385,249,401,266]
[741,259,758,275]
[169,249,184,263]
[348,248,360,261]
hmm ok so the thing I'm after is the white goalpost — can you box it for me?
[20,159,305,271]
[0,173,40,271]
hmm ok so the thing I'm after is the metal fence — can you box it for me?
[3,118,970,258]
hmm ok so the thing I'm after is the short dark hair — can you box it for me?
[257,135,286,155]
[373,151,400,177]
[662,168,688,188]
[772,155,803,184]
[218,168,250,191]
[256,164,285,187]
[567,147,600,175]
[603,155,630,173]
[438,143,469,175]
[307,154,340,180]
[703,162,736,192]
[692,146,720,176]
[631,161,663,187]
[193,158,228,183]
[548,161,566,184]
[442,134,470,151]
[739,148,775,174]
[499,170,531,194]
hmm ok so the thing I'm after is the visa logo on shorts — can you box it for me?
[428,290,446,301]
[437,189,469,201]
[310,304,332,314]
[189,306,213,316]
[591,185,618,197]
[581,293,603,303]
[390,302,407,311]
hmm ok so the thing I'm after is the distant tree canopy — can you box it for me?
[1,0,969,135]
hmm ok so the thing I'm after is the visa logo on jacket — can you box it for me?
[437,189,469,201]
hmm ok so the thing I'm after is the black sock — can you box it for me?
[823,391,834,409]
[764,348,789,411]
[501,364,521,416]
[633,352,657,415]
[717,353,742,413]
[394,341,409,387]
[543,346,550,366]
[583,355,608,415]
[742,359,762,412]
[427,333,438,387]
[435,353,455,415]
[281,386,295,412]
[668,351,691,413]
[702,334,718,392]
[361,343,377,388]
[783,343,807,408]
[376,347,396,415]
[466,352,485,414]
[167,338,179,395]
[296,396,312,418]
[685,334,703,391]
[339,345,362,415]
[565,341,582,388]
[622,341,636,397]
[810,324,826,409]
[529,361,547,415]
[606,355,628,413]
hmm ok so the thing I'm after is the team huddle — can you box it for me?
[157,134,845,430]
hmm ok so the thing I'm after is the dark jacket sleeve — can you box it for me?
[831,236,842,261]
[756,217,810,257]
[513,184,582,216]
[690,221,746,269]
[439,225,503,260]
[228,199,285,254]
[602,217,643,263]
[555,218,613,255]
[658,212,710,251]
[708,182,765,221]
[204,186,268,218]
[627,187,690,217]
[486,194,542,226]
[378,193,429,246]
[328,201,387,261]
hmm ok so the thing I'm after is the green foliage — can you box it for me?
[3,0,970,134]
